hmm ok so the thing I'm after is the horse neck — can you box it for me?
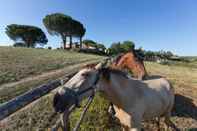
[124,53,148,79]
[100,73,142,108]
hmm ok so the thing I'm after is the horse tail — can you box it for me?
[163,81,179,130]
[168,80,175,95]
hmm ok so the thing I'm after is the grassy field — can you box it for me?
[0,48,196,130]
[161,58,197,69]
[144,61,197,130]
[0,47,104,103]
[1,59,197,131]
[0,47,103,85]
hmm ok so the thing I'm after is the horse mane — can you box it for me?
[99,67,129,81]
[82,63,97,69]
[113,53,124,64]
[113,51,140,64]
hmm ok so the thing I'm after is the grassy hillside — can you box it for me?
[0,47,103,103]
[1,60,197,131]
[0,47,103,85]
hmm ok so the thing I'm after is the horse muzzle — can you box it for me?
[53,88,79,113]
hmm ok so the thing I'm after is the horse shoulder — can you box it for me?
[143,78,174,107]
[156,78,174,93]
[143,78,168,89]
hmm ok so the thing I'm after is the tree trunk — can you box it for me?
[79,37,82,49]
[63,39,66,49]
[28,37,34,48]
[26,39,31,48]
[24,37,28,48]
[65,37,67,49]
[61,34,66,49]
[69,36,72,49]
[27,42,30,48]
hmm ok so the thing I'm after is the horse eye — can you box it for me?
[82,73,89,77]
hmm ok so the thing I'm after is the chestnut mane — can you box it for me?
[112,51,148,80]
[114,53,124,65]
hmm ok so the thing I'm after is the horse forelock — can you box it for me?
[81,63,97,69]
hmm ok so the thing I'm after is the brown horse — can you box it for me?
[111,51,148,80]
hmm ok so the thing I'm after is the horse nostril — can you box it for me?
[53,88,78,113]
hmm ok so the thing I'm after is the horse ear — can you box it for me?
[95,63,102,69]
[95,58,109,69]
[99,68,110,81]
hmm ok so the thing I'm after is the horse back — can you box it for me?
[143,77,173,91]
[141,78,174,118]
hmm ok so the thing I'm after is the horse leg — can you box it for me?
[121,120,141,131]
[122,125,129,131]
[108,102,116,116]
[164,113,179,131]
[129,114,142,131]
[61,110,70,131]
[155,117,160,131]
[115,109,141,131]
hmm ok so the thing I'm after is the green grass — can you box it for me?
[1,91,121,131]
[69,93,121,131]
[160,60,197,69]
[0,47,103,85]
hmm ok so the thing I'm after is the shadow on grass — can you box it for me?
[173,94,197,121]
[145,75,163,80]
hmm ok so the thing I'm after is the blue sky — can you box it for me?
[0,0,197,56]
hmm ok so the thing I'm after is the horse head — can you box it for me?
[53,62,104,113]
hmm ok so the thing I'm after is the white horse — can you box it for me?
[53,63,177,131]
